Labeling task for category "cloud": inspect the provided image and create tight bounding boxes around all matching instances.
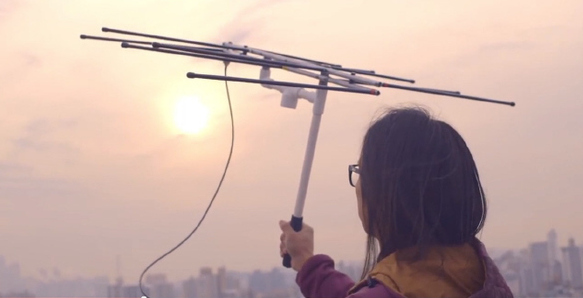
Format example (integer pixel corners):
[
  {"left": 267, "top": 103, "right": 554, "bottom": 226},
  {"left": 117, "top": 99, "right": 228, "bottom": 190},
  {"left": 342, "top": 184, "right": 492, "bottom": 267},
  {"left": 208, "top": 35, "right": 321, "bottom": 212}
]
[
  {"left": 215, "top": 20, "right": 259, "bottom": 45},
  {"left": 0, "top": 52, "right": 42, "bottom": 83},
  {"left": 215, "top": 0, "right": 296, "bottom": 44},
  {"left": 6, "top": 118, "right": 79, "bottom": 158},
  {"left": 0, "top": 162, "right": 32, "bottom": 177},
  {"left": 0, "top": 175, "right": 80, "bottom": 201},
  {"left": 224, "top": 28, "right": 253, "bottom": 45},
  {"left": 19, "top": 52, "right": 41, "bottom": 67}
]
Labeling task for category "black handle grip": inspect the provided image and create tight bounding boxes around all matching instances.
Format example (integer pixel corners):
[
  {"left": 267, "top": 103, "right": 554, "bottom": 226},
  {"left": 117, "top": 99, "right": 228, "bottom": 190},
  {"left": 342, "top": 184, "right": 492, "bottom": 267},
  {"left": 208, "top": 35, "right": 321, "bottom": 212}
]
[{"left": 282, "top": 215, "right": 303, "bottom": 268}]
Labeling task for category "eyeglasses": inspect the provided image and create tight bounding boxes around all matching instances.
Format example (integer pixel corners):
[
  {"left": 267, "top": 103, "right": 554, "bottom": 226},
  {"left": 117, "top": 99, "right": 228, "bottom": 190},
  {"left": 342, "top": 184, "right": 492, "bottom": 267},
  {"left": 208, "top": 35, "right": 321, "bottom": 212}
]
[{"left": 348, "top": 164, "right": 360, "bottom": 187}]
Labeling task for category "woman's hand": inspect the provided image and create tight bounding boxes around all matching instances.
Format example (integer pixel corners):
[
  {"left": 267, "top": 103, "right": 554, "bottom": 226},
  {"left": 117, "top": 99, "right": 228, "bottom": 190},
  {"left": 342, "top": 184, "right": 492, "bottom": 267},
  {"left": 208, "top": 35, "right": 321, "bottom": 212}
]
[{"left": 279, "top": 220, "right": 315, "bottom": 272}]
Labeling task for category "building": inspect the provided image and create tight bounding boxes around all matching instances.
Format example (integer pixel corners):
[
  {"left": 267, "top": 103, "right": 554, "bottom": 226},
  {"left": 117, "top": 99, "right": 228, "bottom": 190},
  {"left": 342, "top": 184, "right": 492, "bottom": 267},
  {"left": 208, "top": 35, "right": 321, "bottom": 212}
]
[
  {"left": 107, "top": 277, "right": 124, "bottom": 298},
  {"left": 548, "top": 230, "right": 559, "bottom": 264},
  {"left": 225, "top": 273, "right": 241, "bottom": 292},
  {"left": 561, "top": 238, "right": 583, "bottom": 289},
  {"left": 337, "top": 261, "right": 361, "bottom": 282},
  {"left": 122, "top": 285, "right": 142, "bottom": 298},
  {"left": 518, "top": 265, "right": 535, "bottom": 296},
  {"left": 144, "top": 273, "right": 175, "bottom": 298},
  {"left": 107, "top": 277, "right": 148, "bottom": 298},
  {"left": 182, "top": 277, "right": 197, "bottom": 298},
  {"left": 0, "top": 257, "right": 25, "bottom": 293},
  {"left": 547, "top": 229, "right": 563, "bottom": 284},
  {"left": 218, "top": 266, "right": 227, "bottom": 297},
  {"left": 152, "top": 283, "right": 175, "bottom": 298},
  {"left": 145, "top": 273, "right": 168, "bottom": 285},
  {"left": 0, "top": 291, "right": 35, "bottom": 297},
  {"left": 197, "top": 267, "right": 218, "bottom": 298},
  {"left": 221, "top": 288, "right": 242, "bottom": 298},
  {"left": 529, "top": 241, "right": 551, "bottom": 292}
]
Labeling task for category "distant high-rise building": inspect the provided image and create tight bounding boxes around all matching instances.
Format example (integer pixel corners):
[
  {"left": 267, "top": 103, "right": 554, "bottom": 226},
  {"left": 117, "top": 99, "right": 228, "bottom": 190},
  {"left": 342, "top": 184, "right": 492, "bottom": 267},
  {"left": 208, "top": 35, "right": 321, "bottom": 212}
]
[
  {"left": 517, "top": 249, "right": 536, "bottom": 297},
  {"left": 547, "top": 229, "right": 562, "bottom": 284},
  {"left": 182, "top": 277, "right": 197, "bottom": 298},
  {"left": 200, "top": 267, "right": 213, "bottom": 276},
  {"left": 337, "top": 261, "right": 361, "bottom": 282},
  {"left": 225, "top": 273, "right": 241, "bottom": 291},
  {"left": 107, "top": 277, "right": 146, "bottom": 298},
  {"left": 548, "top": 230, "right": 559, "bottom": 263},
  {"left": 107, "top": 277, "right": 123, "bottom": 298},
  {"left": 551, "top": 260, "right": 563, "bottom": 285},
  {"left": 221, "top": 288, "right": 242, "bottom": 298},
  {"left": 197, "top": 267, "right": 218, "bottom": 298},
  {"left": 145, "top": 273, "right": 168, "bottom": 285},
  {"left": 144, "top": 273, "right": 174, "bottom": 298},
  {"left": 218, "top": 266, "right": 227, "bottom": 298},
  {"left": 0, "top": 260, "right": 24, "bottom": 293},
  {"left": 561, "top": 238, "right": 583, "bottom": 289},
  {"left": 121, "top": 285, "right": 141, "bottom": 298},
  {"left": 529, "top": 241, "right": 551, "bottom": 292},
  {"left": 151, "top": 283, "right": 175, "bottom": 298}
]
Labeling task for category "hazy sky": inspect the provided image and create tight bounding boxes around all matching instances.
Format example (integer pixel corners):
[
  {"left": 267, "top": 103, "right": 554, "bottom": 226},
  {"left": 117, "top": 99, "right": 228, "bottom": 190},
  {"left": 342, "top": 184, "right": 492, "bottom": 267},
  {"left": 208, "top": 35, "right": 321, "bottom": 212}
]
[{"left": 1, "top": 0, "right": 582, "bottom": 283}]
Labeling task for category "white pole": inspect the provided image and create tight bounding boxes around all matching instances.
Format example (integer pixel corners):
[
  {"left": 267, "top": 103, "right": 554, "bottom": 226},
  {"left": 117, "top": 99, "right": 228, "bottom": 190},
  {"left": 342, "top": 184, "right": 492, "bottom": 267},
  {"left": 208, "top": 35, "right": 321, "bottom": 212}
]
[
  {"left": 293, "top": 77, "right": 328, "bottom": 217},
  {"left": 282, "top": 72, "right": 329, "bottom": 268}
]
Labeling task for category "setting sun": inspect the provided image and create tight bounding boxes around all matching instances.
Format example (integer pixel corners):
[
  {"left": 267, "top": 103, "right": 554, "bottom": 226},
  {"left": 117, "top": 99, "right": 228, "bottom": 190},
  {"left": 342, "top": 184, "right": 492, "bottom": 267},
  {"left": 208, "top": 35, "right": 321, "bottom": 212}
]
[{"left": 173, "top": 96, "right": 210, "bottom": 134}]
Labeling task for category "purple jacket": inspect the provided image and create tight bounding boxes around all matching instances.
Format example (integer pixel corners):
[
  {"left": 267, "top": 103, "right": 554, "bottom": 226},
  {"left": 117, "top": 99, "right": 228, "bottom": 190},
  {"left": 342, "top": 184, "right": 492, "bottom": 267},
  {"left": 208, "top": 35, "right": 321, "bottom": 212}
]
[{"left": 296, "top": 240, "right": 514, "bottom": 298}]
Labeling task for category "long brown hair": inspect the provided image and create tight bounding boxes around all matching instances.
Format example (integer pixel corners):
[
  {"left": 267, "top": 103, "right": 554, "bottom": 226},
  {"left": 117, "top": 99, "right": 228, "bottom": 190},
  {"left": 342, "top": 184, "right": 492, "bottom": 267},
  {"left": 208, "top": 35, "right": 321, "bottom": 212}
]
[{"left": 358, "top": 106, "right": 487, "bottom": 279}]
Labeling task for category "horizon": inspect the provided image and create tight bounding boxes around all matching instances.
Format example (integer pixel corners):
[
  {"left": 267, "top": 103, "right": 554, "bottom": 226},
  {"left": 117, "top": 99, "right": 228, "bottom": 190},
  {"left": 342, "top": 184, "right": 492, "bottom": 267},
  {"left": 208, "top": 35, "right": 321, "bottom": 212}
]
[{"left": 1, "top": 229, "right": 579, "bottom": 283}]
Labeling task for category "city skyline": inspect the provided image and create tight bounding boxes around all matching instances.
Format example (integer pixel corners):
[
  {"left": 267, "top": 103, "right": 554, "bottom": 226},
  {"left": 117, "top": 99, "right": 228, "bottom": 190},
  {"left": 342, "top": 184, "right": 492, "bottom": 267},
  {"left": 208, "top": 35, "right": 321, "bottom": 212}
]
[
  {"left": 0, "top": 229, "right": 583, "bottom": 298},
  {"left": 2, "top": 226, "right": 582, "bottom": 284},
  {"left": 1, "top": 0, "right": 582, "bottom": 284}
]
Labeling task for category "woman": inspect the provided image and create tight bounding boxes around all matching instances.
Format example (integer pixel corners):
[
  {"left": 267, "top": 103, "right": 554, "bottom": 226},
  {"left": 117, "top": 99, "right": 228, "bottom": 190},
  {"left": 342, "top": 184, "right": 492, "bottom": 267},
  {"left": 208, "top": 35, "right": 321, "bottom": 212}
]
[{"left": 279, "top": 107, "right": 513, "bottom": 298}]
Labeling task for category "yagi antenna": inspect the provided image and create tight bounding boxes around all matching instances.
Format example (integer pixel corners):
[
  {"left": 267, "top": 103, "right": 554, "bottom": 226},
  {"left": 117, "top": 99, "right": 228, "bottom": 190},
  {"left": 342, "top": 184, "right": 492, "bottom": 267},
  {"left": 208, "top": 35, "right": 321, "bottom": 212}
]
[
  {"left": 80, "top": 27, "right": 516, "bottom": 292},
  {"left": 81, "top": 28, "right": 514, "bottom": 106}
]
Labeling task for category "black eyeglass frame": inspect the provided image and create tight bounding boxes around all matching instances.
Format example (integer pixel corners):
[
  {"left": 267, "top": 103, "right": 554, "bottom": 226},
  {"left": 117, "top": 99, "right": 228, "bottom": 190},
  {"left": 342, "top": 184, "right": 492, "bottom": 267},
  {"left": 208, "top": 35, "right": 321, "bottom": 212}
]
[{"left": 348, "top": 164, "right": 360, "bottom": 187}]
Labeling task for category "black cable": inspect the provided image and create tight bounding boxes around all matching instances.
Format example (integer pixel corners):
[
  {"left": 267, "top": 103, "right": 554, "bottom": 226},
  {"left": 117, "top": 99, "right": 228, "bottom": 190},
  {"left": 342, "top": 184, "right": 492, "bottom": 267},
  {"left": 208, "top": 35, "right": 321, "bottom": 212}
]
[{"left": 139, "top": 62, "right": 235, "bottom": 297}]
